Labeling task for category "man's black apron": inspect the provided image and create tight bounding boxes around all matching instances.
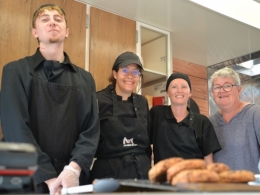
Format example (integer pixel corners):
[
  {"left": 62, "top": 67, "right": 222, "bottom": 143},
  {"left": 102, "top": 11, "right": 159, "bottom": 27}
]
[
  {"left": 29, "top": 60, "right": 79, "bottom": 192},
  {"left": 91, "top": 90, "right": 151, "bottom": 181},
  {"left": 154, "top": 111, "right": 203, "bottom": 164}
]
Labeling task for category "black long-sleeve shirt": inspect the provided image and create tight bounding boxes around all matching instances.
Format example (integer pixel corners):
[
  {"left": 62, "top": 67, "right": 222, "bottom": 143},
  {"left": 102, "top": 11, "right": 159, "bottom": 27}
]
[{"left": 0, "top": 48, "right": 100, "bottom": 184}]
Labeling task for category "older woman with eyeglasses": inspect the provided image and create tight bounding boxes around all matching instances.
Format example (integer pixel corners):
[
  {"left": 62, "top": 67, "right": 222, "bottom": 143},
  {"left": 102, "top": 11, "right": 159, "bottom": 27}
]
[
  {"left": 209, "top": 67, "right": 260, "bottom": 174},
  {"left": 90, "top": 52, "right": 151, "bottom": 181}
]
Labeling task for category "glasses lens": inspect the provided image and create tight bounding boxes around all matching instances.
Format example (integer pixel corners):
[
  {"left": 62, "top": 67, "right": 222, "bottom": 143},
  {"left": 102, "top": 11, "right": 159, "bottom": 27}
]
[
  {"left": 132, "top": 70, "right": 140, "bottom": 77},
  {"left": 223, "top": 83, "right": 232, "bottom": 92},
  {"left": 121, "top": 68, "right": 129, "bottom": 75},
  {"left": 212, "top": 85, "right": 221, "bottom": 92}
]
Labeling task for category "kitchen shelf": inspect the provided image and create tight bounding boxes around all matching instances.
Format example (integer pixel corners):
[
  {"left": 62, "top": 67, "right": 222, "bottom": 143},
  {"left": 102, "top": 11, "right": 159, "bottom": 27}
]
[{"left": 142, "top": 68, "right": 166, "bottom": 84}]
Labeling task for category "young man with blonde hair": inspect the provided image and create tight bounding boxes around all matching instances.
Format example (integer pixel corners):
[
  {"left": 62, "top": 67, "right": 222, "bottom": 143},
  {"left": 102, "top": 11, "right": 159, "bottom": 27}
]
[{"left": 1, "top": 4, "right": 100, "bottom": 194}]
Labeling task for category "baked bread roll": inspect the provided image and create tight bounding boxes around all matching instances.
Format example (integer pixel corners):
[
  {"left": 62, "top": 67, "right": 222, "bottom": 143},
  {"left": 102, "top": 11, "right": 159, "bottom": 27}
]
[
  {"left": 167, "top": 159, "right": 206, "bottom": 182},
  {"left": 207, "top": 163, "right": 230, "bottom": 173},
  {"left": 171, "top": 169, "right": 219, "bottom": 185},
  {"left": 148, "top": 157, "right": 183, "bottom": 182},
  {"left": 218, "top": 170, "right": 255, "bottom": 183}
]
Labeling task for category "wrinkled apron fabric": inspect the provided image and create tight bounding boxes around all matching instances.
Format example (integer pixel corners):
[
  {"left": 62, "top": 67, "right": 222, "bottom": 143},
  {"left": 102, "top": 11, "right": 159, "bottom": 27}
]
[
  {"left": 91, "top": 90, "right": 150, "bottom": 181},
  {"left": 29, "top": 60, "right": 79, "bottom": 192}
]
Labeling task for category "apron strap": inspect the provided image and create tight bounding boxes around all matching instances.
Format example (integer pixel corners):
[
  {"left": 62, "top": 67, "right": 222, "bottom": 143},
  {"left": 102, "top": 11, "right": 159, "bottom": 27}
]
[{"left": 112, "top": 89, "right": 119, "bottom": 117}]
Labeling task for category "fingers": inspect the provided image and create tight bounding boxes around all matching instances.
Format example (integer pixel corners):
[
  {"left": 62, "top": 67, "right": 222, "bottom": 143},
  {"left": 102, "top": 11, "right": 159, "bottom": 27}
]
[
  {"left": 49, "top": 179, "right": 61, "bottom": 195},
  {"left": 54, "top": 186, "right": 62, "bottom": 195}
]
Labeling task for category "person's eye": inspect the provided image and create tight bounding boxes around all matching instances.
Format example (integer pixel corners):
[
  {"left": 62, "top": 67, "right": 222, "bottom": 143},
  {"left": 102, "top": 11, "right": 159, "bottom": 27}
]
[
  {"left": 132, "top": 70, "right": 140, "bottom": 76},
  {"left": 122, "top": 69, "right": 129, "bottom": 74},
  {"left": 55, "top": 18, "right": 62, "bottom": 22},
  {"left": 55, "top": 17, "right": 63, "bottom": 22},
  {"left": 213, "top": 86, "right": 220, "bottom": 90},
  {"left": 172, "top": 86, "right": 177, "bottom": 89},
  {"left": 182, "top": 85, "right": 188, "bottom": 89},
  {"left": 224, "top": 84, "right": 232, "bottom": 88},
  {"left": 41, "top": 18, "right": 48, "bottom": 22}
]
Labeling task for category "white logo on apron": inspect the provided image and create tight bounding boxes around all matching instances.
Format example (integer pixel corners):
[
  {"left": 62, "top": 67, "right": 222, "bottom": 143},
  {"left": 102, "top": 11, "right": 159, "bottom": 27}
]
[{"left": 123, "top": 137, "right": 137, "bottom": 147}]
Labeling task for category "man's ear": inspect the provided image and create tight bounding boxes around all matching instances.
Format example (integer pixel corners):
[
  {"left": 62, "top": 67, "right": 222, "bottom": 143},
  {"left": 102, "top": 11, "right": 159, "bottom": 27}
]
[
  {"left": 65, "top": 28, "right": 69, "bottom": 38},
  {"left": 32, "top": 28, "right": 38, "bottom": 39}
]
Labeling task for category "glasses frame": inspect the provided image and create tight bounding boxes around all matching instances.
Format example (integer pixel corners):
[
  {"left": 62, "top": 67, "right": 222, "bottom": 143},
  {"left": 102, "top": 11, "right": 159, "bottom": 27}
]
[
  {"left": 211, "top": 83, "right": 237, "bottom": 92},
  {"left": 120, "top": 68, "right": 141, "bottom": 78}
]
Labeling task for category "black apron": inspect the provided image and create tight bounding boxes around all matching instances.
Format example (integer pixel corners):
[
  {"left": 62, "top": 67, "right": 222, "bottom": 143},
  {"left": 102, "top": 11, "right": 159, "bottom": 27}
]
[
  {"left": 91, "top": 90, "right": 151, "bottom": 181},
  {"left": 29, "top": 60, "right": 79, "bottom": 192},
  {"left": 154, "top": 111, "right": 203, "bottom": 164}
]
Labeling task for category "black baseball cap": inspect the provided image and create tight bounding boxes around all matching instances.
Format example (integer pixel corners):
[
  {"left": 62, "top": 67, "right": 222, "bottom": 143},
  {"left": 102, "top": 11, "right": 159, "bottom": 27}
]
[{"left": 112, "top": 52, "right": 143, "bottom": 70}]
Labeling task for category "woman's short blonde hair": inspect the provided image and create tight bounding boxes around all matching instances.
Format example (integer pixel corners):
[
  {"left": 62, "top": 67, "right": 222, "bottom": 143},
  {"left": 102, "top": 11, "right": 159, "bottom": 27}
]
[{"left": 210, "top": 67, "right": 241, "bottom": 87}]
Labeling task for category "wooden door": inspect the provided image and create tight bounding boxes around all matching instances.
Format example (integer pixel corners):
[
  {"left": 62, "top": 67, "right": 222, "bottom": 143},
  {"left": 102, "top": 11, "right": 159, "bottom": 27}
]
[
  {"left": 89, "top": 7, "right": 136, "bottom": 91},
  {"left": 0, "top": 0, "right": 86, "bottom": 139}
]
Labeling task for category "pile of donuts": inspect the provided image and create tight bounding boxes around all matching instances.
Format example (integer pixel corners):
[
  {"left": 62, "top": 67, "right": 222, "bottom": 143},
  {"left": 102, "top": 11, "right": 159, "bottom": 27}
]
[{"left": 148, "top": 157, "right": 255, "bottom": 185}]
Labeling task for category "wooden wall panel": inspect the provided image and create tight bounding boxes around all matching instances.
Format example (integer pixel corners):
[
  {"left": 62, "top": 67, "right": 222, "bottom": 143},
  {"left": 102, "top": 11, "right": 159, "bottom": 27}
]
[
  {"left": 0, "top": 0, "right": 31, "bottom": 87},
  {"left": 189, "top": 76, "right": 208, "bottom": 101},
  {"left": 89, "top": 7, "right": 136, "bottom": 91},
  {"left": 0, "top": 0, "right": 86, "bottom": 139},
  {"left": 173, "top": 58, "right": 207, "bottom": 79},
  {"left": 192, "top": 98, "right": 209, "bottom": 117},
  {"left": 173, "top": 58, "right": 209, "bottom": 116}
]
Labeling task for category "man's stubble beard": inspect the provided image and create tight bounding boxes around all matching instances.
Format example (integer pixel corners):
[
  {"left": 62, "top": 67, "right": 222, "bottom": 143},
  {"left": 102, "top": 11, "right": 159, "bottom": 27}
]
[{"left": 49, "top": 37, "right": 59, "bottom": 43}]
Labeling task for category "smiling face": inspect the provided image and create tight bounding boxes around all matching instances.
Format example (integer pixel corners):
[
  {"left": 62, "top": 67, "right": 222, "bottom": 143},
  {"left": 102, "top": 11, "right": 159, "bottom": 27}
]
[
  {"left": 113, "top": 64, "right": 141, "bottom": 97},
  {"left": 167, "top": 78, "right": 191, "bottom": 106},
  {"left": 32, "top": 9, "right": 69, "bottom": 44},
  {"left": 211, "top": 76, "right": 242, "bottom": 111}
]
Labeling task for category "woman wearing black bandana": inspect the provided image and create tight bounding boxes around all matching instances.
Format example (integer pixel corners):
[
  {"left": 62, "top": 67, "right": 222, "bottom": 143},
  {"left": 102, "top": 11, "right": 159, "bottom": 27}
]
[{"left": 150, "top": 73, "right": 221, "bottom": 165}]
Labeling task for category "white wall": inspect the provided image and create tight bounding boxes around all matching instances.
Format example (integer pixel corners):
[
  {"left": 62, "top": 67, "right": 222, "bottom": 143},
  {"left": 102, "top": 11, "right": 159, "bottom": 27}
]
[{"left": 142, "top": 36, "right": 166, "bottom": 74}]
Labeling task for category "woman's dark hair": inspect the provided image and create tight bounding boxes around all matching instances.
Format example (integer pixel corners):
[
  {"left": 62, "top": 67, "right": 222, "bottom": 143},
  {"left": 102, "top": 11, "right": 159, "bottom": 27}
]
[{"left": 108, "top": 66, "right": 144, "bottom": 91}]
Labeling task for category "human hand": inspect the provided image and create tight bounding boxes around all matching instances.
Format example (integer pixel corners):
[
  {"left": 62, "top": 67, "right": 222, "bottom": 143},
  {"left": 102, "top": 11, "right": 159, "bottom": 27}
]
[
  {"left": 45, "top": 178, "right": 57, "bottom": 190},
  {"left": 49, "top": 165, "right": 80, "bottom": 195}
]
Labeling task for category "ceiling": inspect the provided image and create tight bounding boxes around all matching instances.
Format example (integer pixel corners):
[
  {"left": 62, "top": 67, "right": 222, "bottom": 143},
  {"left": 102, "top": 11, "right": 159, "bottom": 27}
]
[{"left": 77, "top": 0, "right": 260, "bottom": 67}]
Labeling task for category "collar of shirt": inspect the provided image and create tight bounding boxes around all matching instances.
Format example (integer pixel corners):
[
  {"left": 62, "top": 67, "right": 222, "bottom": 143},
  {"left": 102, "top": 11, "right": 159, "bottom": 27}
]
[
  {"left": 165, "top": 106, "right": 191, "bottom": 126},
  {"left": 108, "top": 84, "right": 133, "bottom": 102},
  {"left": 32, "top": 48, "right": 77, "bottom": 72}
]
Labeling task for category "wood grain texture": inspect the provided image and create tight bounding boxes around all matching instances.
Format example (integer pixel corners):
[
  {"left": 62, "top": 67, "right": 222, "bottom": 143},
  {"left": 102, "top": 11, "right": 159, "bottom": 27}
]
[
  {"left": 173, "top": 58, "right": 207, "bottom": 79},
  {"left": 189, "top": 76, "right": 208, "bottom": 101},
  {"left": 89, "top": 7, "right": 136, "bottom": 91},
  {"left": 0, "top": 0, "right": 31, "bottom": 87},
  {"left": 192, "top": 98, "right": 209, "bottom": 117}
]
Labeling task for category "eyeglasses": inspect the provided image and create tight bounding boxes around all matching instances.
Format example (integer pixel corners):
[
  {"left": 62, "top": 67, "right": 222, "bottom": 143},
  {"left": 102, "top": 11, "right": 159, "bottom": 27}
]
[
  {"left": 120, "top": 68, "right": 141, "bottom": 78},
  {"left": 211, "top": 83, "right": 237, "bottom": 92}
]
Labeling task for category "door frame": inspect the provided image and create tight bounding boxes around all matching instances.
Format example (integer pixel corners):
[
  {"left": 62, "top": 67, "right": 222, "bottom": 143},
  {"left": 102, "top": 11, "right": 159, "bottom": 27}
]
[{"left": 136, "top": 21, "right": 172, "bottom": 105}]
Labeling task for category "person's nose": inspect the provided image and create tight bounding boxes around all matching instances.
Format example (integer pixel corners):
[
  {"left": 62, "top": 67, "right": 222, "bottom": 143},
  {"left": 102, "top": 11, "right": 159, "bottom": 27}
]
[
  {"left": 176, "top": 86, "right": 182, "bottom": 92},
  {"left": 49, "top": 18, "right": 57, "bottom": 27},
  {"left": 126, "top": 71, "right": 134, "bottom": 78},
  {"left": 219, "top": 86, "right": 225, "bottom": 92}
]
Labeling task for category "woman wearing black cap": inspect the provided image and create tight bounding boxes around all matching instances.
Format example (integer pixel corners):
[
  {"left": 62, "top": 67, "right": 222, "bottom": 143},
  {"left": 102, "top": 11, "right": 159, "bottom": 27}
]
[
  {"left": 150, "top": 73, "right": 221, "bottom": 165},
  {"left": 90, "top": 52, "right": 151, "bottom": 181}
]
